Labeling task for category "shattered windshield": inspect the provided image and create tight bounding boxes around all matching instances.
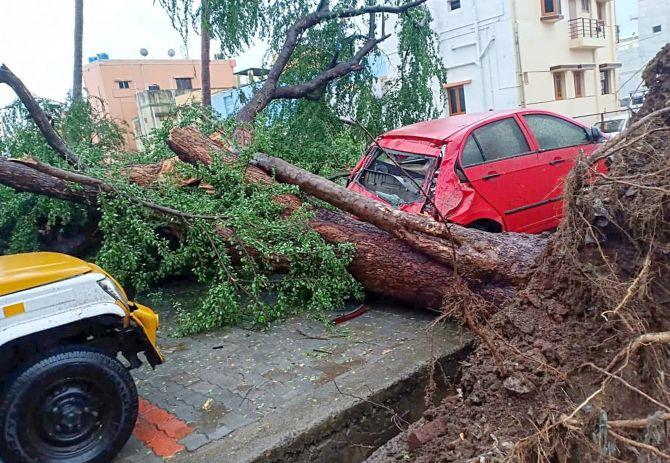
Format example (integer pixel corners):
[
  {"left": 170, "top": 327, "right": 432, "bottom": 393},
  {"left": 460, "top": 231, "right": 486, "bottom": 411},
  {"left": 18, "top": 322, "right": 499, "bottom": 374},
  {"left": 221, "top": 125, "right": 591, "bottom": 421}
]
[{"left": 357, "top": 148, "right": 435, "bottom": 206}]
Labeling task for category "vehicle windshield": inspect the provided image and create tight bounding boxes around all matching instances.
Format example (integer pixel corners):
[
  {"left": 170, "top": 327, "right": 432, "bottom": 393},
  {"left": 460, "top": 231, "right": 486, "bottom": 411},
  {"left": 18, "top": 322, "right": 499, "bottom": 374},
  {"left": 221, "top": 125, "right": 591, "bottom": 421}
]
[
  {"left": 595, "top": 119, "right": 626, "bottom": 134},
  {"left": 356, "top": 148, "right": 435, "bottom": 206}
]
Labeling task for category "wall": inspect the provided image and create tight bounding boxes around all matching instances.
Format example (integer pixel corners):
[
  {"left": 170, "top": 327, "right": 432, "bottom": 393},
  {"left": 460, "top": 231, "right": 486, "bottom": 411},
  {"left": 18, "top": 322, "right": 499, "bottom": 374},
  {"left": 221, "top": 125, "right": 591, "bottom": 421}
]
[
  {"left": 83, "top": 59, "right": 236, "bottom": 150},
  {"left": 379, "top": 0, "right": 520, "bottom": 117},
  {"left": 513, "top": 0, "right": 620, "bottom": 125},
  {"left": 618, "top": 0, "right": 670, "bottom": 104}
]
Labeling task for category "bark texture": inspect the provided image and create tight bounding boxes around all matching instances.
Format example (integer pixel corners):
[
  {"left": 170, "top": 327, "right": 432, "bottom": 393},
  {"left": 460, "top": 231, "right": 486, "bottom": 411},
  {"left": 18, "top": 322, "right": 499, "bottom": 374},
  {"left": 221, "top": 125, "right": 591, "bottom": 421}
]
[
  {"left": 167, "top": 127, "right": 548, "bottom": 306},
  {"left": 200, "top": 0, "right": 212, "bottom": 108},
  {"left": 72, "top": 0, "right": 84, "bottom": 101}
]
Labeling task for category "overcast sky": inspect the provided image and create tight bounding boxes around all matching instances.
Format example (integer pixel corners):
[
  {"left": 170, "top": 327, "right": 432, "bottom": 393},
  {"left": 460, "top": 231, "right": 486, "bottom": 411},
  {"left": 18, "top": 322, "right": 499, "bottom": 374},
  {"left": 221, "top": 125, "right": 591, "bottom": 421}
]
[{"left": 0, "top": 0, "right": 639, "bottom": 108}]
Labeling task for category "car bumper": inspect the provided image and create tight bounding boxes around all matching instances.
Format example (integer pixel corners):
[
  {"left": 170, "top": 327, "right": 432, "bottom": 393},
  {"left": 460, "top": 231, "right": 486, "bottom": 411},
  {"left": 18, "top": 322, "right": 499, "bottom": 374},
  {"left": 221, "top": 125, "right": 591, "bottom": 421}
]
[{"left": 129, "top": 302, "right": 164, "bottom": 366}]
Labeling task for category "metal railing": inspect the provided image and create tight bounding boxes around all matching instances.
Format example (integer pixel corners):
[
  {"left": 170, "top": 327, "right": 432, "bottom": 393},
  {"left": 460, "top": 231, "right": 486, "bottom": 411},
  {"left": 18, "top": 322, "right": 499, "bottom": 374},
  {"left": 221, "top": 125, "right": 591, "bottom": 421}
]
[{"left": 569, "top": 18, "right": 606, "bottom": 39}]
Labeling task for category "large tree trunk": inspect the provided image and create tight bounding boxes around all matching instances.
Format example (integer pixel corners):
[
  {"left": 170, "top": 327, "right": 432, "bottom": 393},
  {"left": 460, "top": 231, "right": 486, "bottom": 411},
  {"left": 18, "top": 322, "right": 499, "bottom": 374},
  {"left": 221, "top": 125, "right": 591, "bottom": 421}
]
[
  {"left": 72, "top": 0, "right": 84, "bottom": 101},
  {"left": 167, "top": 127, "right": 548, "bottom": 306}
]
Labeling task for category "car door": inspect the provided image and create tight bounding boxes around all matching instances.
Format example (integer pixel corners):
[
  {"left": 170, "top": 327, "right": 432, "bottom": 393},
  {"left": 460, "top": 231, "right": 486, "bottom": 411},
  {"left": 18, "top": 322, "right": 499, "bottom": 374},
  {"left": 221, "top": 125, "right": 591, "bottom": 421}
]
[
  {"left": 461, "top": 117, "right": 547, "bottom": 233},
  {"left": 522, "top": 114, "right": 595, "bottom": 229}
]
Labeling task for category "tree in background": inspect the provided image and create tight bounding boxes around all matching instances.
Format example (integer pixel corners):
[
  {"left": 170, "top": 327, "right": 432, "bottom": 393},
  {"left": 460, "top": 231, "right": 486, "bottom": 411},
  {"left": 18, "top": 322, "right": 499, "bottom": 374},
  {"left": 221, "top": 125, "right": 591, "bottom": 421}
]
[
  {"left": 200, "top": 0, "right": 211, "bottom": 107},
  {"left": 72, "top": 0, "right": 84, "bottom": 101},
  {"left": 156, "top": 0, "right": 263, "bottom": 107}
]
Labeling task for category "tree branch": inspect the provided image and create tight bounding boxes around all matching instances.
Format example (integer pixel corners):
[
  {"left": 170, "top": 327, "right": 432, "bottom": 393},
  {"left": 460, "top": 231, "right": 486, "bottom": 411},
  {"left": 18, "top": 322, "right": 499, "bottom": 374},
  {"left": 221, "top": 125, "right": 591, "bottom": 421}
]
[
  {"left": 273, "top": 34, "right": 390, "bottom": 101},
  {"left": 0, "top": 64, "right": 82, "bottom": 166},
  {"left": 235, "top": 0, "right": 428, "bottom": 124}
]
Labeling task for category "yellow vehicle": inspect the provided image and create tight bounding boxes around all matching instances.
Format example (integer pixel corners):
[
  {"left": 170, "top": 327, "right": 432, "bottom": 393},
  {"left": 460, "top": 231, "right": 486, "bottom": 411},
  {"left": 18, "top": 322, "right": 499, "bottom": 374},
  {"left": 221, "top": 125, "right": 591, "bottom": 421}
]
[{"left": 0, "top": 252, "right": 162, "bottom": 463}]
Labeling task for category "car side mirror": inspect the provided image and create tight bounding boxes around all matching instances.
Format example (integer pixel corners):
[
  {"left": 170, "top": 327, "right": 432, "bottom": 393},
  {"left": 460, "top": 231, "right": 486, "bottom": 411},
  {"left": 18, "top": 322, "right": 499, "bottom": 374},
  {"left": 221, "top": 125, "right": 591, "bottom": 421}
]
[{"left": 590, "top": 126, "right": 604, "bottom": 143}]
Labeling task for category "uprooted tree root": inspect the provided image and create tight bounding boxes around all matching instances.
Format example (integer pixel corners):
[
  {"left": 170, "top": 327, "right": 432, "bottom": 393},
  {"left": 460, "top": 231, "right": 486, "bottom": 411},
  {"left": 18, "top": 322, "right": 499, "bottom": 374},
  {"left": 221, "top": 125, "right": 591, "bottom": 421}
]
[{"left": 400, "top": 44, "right": 670, "bottom": 463}]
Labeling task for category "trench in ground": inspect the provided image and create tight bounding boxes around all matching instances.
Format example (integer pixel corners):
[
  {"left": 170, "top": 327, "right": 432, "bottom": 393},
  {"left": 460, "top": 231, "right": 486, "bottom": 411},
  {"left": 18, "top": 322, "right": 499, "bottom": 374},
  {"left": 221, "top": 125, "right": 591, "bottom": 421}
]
[{"left": 252, "top": 344, "right": 472, "bottom": 463}]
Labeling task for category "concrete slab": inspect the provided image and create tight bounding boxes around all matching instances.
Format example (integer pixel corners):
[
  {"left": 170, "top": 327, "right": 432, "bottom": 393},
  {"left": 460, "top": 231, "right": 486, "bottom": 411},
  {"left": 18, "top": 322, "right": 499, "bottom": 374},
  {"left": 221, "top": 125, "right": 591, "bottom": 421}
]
[{"left": 115, "top": 303, "right": 471, "bottom": 463}]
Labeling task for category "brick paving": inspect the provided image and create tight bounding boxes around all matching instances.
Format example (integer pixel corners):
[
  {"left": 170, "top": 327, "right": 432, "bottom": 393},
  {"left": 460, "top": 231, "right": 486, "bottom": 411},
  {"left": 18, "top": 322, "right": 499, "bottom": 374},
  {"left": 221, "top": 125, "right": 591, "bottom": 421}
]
[{"left": 114, "top": 303, "right": 458, "bottom": 462}]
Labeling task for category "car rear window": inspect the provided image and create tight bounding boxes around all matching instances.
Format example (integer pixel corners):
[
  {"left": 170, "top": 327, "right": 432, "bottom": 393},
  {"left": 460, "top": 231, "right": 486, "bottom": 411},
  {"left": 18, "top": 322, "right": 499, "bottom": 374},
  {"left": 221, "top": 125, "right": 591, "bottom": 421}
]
[
  {"left": 462, "top": 118, "right": 530, "bottom": 165},
  {"left": 524, "top": 114, "right": 590, "bottom": 150},
  {"left": 357, "top": 149, "right": 435, "bottom": 206},
  {"left": 461, "top": 136, "right": 485, "bottom": 167}
]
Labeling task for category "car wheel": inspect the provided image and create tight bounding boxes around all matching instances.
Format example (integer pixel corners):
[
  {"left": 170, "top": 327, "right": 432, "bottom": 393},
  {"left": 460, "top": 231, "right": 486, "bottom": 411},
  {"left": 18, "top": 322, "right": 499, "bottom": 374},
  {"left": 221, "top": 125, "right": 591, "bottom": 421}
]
[
  {"left": 467, "top": 220, "right": 502, "bottom": 233},
  {"left": 0, "top": 348, "right": 138, "bottom": 463}
]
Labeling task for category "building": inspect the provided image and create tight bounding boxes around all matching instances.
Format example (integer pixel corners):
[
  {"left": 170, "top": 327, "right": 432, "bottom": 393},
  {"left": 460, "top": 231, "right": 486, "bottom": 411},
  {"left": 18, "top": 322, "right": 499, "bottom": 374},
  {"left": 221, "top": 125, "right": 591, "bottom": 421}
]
[
  {"left": 381, "top": 0, "right": 621, "bottom": 125},
  {"left": 83, "top": 57, "right": 237, "bottom": 149},
  {"left": 618, "top": 0, "right": 670, "bottom": 107}
]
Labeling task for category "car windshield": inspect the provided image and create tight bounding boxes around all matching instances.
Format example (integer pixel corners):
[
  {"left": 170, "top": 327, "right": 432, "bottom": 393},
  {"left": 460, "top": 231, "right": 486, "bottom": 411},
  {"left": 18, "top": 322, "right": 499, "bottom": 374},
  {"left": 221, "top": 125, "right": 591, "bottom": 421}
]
[
  {"left": 357, "top": 148, "right": 435, "bottom": 207},
  {"left": 595, "top": 119, "right": 626, "bottom": 134}
]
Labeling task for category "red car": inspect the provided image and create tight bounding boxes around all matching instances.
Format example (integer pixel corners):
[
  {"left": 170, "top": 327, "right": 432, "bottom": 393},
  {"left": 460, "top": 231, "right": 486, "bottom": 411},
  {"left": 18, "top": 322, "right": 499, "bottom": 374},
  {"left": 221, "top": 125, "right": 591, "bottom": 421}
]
[{"left": 348, "top": 109, "right": 604, "bottom": 234}]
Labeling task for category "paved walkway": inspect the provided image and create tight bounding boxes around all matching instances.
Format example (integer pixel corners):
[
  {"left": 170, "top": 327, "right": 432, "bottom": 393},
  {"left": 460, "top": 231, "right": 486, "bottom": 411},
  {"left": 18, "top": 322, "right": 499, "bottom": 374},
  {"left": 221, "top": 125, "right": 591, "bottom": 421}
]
[{"left": 115, "top": 301, "right": 466, "bottom": 462}]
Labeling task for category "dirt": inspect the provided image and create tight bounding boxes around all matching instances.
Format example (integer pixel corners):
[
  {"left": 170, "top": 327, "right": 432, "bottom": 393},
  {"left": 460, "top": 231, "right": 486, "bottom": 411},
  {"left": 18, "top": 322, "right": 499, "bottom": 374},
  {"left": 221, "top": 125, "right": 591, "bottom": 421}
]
[{"left": 383, "top": 44, "right": 670, "bottom": 462}]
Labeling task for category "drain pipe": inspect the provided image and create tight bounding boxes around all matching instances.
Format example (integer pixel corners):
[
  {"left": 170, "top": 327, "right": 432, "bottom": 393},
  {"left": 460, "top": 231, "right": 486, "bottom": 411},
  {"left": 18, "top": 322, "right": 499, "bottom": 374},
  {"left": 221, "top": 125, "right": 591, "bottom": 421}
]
[{"left": 510, "top": 0, "right": 527, "bottom": 108}]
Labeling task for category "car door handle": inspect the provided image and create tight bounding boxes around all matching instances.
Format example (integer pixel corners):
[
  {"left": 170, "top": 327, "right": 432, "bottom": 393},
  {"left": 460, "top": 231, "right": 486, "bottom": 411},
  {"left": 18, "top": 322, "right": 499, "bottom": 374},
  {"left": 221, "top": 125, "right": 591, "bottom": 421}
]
[
  {"left": 549, "top": 158, "right": 566, "bottom": 166},
  {"left": 482, "top": 172, "right": 500, "bottom": 181}
]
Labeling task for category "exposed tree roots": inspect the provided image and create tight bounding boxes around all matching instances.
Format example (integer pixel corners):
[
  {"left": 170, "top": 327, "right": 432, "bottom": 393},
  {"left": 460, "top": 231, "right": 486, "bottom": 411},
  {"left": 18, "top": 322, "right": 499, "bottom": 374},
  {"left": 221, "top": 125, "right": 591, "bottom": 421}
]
[{"left": 379, "top": 43, "right": 670, "bottom": 463}]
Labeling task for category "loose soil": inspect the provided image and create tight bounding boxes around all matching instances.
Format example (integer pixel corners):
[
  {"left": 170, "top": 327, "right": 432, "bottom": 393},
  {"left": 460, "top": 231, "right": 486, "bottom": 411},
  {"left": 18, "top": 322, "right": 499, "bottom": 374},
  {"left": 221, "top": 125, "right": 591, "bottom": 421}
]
[{"left": 385, "top": 44, "right": 670, "bottom": 462}]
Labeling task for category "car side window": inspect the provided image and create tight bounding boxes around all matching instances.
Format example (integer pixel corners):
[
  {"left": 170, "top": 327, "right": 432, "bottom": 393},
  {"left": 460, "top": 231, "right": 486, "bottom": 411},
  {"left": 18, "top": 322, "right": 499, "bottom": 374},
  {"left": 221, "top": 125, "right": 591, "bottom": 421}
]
[
  {"left": 470, "top": 118, "right": 530, "bottom": 162},
  {"left": 461, "top": 135, "right": 485, "bottom": 167},
  {"left": 523, "top": 114, "right": 590, "bottom": 150}
]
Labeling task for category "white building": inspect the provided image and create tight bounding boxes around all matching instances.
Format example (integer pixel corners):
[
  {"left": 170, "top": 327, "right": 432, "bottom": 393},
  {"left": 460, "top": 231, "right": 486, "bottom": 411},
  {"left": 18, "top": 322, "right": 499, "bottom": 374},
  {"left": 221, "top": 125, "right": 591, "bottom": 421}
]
[
  {"left": 618, "top": 0, "right": 670, "bottom": 107},
  {"left": 382, "top": 0, "right": 621, "bottom": 125}
]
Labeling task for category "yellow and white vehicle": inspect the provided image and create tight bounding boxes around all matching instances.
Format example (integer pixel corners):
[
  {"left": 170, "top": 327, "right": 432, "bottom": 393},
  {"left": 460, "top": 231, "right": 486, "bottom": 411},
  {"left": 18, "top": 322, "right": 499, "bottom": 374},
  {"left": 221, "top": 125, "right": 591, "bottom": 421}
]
[{"left": 0, "top": 252, "right": 162, "bottom": 463}]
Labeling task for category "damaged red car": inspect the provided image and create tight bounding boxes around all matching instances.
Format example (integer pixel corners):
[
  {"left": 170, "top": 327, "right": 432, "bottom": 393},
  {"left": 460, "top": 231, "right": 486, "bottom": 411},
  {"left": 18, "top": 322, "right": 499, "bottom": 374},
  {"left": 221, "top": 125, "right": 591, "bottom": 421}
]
[{"left": 348, "top": 109, "right": 604, "bottom": 234}]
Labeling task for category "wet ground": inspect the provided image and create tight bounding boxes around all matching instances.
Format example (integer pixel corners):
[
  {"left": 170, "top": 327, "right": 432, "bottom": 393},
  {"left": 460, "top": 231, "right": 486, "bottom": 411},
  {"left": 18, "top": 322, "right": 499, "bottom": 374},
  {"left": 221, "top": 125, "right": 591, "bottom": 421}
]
[{"left": 115, "top": 285, "right": 469, "bottom": 462}]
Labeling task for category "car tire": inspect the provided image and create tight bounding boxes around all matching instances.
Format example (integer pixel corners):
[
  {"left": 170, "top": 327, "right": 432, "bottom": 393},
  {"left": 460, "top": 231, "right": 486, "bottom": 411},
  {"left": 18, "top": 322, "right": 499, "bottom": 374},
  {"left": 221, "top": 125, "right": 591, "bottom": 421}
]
[{"left": 0, "top": 347, "right": 138, "bottom": 463}]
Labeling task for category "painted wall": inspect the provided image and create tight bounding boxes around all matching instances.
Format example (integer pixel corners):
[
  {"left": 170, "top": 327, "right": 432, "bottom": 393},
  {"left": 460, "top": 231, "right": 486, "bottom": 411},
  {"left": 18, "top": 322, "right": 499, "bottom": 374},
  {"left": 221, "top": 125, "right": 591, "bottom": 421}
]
[
  {"left": 618, "top": 0, "right": 670, "bottom": 105},
  {"left": 83, "top": 59, "right": 236, "bottom": 150},
  {"left": 513, "top": 0, "right": 620, "bottom": 125},
  {"left": 381, "top": 0, "right": 620, "bottom": 126}
]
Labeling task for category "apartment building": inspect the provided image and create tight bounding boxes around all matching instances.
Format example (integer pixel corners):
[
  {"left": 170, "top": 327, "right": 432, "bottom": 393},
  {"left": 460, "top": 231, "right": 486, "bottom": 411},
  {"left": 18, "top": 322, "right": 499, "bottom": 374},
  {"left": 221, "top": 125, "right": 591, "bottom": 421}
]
[
  {"left": 618, "top": 0, "right": 670, "bottom": 106},
  {"left": 382, "top": 0, "right": 620, "bottom": 125},
  {"left": 83, "top": 57, "right": 237, "bottom": 150}
]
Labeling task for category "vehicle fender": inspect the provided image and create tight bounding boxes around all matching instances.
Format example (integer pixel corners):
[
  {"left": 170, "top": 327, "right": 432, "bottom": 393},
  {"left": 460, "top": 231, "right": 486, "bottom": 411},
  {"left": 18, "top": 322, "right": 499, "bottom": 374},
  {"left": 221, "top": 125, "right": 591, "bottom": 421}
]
[
  {"left": 129, "top": 302, "right": 163, "bottom": 365},
  {"left": 446, "top": 187, "right": 505, "bottom": 229},
  {"left": 0, "top": 302, "right": 126, "bottom": 349}
]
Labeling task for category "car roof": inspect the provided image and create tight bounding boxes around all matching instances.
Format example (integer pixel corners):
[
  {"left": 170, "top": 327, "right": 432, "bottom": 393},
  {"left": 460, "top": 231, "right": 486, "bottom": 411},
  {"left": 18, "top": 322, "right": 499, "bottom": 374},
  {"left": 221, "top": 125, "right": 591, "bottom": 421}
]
[{"left": 380, "top": 110, "right": 524, "bottom": 143}]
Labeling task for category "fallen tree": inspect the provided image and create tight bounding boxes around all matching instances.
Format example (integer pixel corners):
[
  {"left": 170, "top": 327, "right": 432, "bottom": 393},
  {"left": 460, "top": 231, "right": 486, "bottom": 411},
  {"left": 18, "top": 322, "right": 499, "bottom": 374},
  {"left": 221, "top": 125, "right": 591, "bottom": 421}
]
[{"left": 1, "top": 4, "right": 669, "bottom": 459}]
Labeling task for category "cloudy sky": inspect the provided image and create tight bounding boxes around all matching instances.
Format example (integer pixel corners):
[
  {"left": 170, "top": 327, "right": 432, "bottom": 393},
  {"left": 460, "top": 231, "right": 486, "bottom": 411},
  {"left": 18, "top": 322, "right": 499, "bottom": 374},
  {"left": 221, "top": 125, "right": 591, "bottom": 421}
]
[{"left": 0, "top": 0, "right": 639, "bottom": 107}]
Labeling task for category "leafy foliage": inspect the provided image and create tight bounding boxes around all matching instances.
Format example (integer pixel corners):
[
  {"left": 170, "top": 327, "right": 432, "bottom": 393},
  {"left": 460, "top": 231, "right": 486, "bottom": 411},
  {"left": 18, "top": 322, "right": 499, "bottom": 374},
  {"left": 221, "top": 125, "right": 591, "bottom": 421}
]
[
  {"left": 155, "top": 0, "right": 263, "bottom": 57},
  {"left": 0, "top": 99, "right": 120, "bottom": 253},
  {"left": 0, "top": 0, "right": 446, "bottom": 335}
]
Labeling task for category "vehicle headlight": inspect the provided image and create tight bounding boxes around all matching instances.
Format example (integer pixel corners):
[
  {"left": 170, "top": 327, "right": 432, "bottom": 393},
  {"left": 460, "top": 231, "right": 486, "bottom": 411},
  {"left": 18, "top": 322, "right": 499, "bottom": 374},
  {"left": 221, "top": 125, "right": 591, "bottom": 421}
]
[{"left": 98, "top": 277, "right": 129, "bottom": 308}]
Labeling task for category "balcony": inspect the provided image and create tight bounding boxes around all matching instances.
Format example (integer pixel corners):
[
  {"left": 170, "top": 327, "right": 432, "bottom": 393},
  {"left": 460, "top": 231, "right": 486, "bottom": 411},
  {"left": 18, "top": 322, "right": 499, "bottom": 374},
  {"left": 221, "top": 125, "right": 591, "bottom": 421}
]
[{"left": 569, "top": 18, "right": 607, "bottom": 49}]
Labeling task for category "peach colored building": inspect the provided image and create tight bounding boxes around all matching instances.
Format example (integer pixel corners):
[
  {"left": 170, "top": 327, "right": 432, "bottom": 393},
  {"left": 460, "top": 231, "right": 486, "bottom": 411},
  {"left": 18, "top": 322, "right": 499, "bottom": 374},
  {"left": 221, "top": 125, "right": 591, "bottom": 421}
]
[{"left": 83, "top": 59, "right": 237, "bottom": 150}]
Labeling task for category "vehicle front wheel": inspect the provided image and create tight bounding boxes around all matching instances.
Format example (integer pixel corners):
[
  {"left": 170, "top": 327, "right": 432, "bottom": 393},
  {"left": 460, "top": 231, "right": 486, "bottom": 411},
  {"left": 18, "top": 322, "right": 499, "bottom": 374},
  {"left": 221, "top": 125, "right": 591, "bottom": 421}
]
[{"left": 0, "top": 348, "right": 138, "bottom": 463}]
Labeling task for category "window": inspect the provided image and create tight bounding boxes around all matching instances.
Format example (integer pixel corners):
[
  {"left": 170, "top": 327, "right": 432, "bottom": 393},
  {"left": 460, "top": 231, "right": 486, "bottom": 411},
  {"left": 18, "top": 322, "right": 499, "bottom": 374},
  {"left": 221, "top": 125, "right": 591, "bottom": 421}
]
[
  {"left": 581, "top": 0, "right": 590, "bottom": 13},
  {"left": 117, "top": 80, "right": 131, "bottom": 89},
  {"left": 553, "top": 72, "right": 565, "bottom": 100},
  {"left": 524, "top": 115, "right": 589, "bottom": 150},
  {"left": 597, "top": 3, "right": 605, "bottom": 20},
  {"left": 601, "top": 69, "right": 614, "bottom": 94},
  {"left": 448, "top": 85, "right": 466, "bottom": 115},
  {"left": 542, "top": 0, "right": 560, "bottom": 15},
  {"left": 148, "top": 84, "right": 160, "bottom": 91},
  {"left": 448, "top": 0, "right": 461, "bottom": 10},
  {"left": 466, "top": 118, "right": 530, "bottom": 163},
  {"left": 461, "top": 136, "right": 486, "bottom": 167},
  {"left": 653, "top": 25, "right": 662, "bottom": 33},
  {"left": 175, "top": 77, "right": 193, "bottom": 90},
  {"left": 573, "top": 71, "right": 584, "bottom": 98}
]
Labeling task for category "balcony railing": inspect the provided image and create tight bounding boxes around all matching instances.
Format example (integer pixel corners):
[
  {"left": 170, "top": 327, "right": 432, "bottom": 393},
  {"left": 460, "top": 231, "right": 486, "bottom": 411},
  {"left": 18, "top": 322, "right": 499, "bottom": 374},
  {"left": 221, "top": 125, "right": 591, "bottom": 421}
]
[{"left": 569, "top": 18, "right": 606, "bottom": 39}]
